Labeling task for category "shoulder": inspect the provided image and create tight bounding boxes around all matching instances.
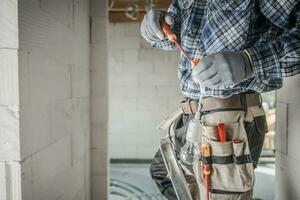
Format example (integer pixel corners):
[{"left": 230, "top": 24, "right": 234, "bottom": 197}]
[{"left": 259, "top": 0, "right": 300, "bottom": 29}]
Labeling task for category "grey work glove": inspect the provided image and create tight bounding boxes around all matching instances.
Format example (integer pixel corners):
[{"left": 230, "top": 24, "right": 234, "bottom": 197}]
[
  {"left": 140, "top": 9, "right": 174, "bottom": 42},
  {"left": 192, "top": 51, "right": 254, "bottom": 89}
]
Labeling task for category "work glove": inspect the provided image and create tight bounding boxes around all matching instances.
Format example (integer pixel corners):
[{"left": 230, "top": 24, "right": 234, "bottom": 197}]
[
  {"left": 140, "top": 9, "right": 174, "bottom": 42},
  {"left": 192, "top": 51, "right": 254, "bottom": 90}
]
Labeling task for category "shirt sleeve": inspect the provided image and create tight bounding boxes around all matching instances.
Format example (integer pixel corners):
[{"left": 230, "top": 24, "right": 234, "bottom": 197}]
[
  {"left": 151, "top": 0, "right": 182, "bottom": 50},
  {"left": 246, "top": 1, "right": 300, "bottom": 83}
]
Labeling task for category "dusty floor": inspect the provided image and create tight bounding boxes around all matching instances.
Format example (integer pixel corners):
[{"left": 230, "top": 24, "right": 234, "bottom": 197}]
[{"left": 110, "top": 163, "right": 275, "bottom": 200}]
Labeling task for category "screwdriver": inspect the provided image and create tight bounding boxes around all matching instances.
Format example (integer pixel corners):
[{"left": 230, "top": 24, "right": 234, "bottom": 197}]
[
  {"left": 201, "top": 142, "right": 211, "bottom": 200},
  {"left": 160, "top": 21, "right": 200, "bottom": 69}
]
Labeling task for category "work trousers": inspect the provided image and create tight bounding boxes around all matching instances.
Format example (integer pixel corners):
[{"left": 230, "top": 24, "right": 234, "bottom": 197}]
[{"left": 150, "top": 107, "right": 266, "bottom": 199}]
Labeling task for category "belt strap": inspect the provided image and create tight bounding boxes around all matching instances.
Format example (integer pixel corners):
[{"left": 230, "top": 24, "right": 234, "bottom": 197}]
[{"left": 181, "top": 93, "right": 261, "bottom": 114}]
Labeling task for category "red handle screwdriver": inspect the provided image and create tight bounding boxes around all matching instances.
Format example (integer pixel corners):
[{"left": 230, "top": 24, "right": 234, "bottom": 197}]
[{"left": 160, "top": 21, "right": 200, "bottom": 69}]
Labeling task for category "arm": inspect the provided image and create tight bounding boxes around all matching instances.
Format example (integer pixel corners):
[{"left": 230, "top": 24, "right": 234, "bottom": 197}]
[
  {"left": 151, "top": 0, "right": 182, "bottom": 50},
  {"left": 246, "top": 1, "right": 300, "bottom": 83}
]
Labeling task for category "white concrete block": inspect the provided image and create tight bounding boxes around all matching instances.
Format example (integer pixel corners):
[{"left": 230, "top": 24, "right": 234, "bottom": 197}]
[
  {"left": 21, "top": 157, "right": 33, "bottom": 200},
  {"left": 0, "top": 161, "right": 22, "bottom": 200},
  {"left": 91, "top": 123, "right": 107, "bottom": 149},
  {"left": 71, "top": 66, "right": 90, "bottom": 98},
  {"left": 286, "top": 104, "right": 300, "bottom": 159},
  {"left": 0, "top": 163, "right": 6, "bottom": 199},
  {"left": 91, "top": 17, "right": 108, "bottom": 45},
  {"left": 137, "top": 73, "right": 170, "bottom": 86},
  {"left": 31, "top": 136, "right": 71, "bottom": 184},
  {"left": 277, "top": 74, "right": 300, "bottom": 104},
  {"left": 123, "top": 23, "right": 140, "bottom": 37},
  {"left": 123, "top": 49, "right": 138, "bottom": 62},
  {"left": 109, "top": 37, "right": 140, "bottom": 49},
  {"left": 40, "top": 0, "right": 74, "bottom": 30},
  {"left": 92, "top": 175, "right": 108, "bottom": 200},
  {"left": 0, "top": 106, "right": 20, "bottom": 161},
  {"left": 91, "top": 97, "right": 108, "bottom": 124},
  {"left": 90, "top": 44, "right": 108, "bottom": 70},
  {"left": 0, "top": 49, "right": 19, "bottom": 106},
  {"left": 0, "top": 0, "right": 18, "bottom": 48},
  {"left": 20, "top": 103, "right": 51, "bottom": 159},
  {"left": 20, "top": 52, "right": 71, "bottom": 105},
  {"left": 91, "top": 69, "right": 108, "bottom": 98},
  {"left": 90, "top": 0, "right": 108, "bottom": 17},
  {"left": 91, "top": 149, "right": 107, "bottom": 176},
  {"left": 138, "top": 49, "right": 168, "bottom": 62}
]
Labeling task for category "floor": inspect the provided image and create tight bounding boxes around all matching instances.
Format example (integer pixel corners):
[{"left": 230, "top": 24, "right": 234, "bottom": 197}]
[{"left": 110, "top": 163, "right": 275, "bottom": 200}]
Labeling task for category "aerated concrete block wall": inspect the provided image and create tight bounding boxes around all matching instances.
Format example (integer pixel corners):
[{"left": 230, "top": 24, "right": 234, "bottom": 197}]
[
  {"left": 275, "top": 75, "right": 300, "bottom": 200},
  {"left": 108, "top": 23, "right": 182, "bottom": 159},
  {"left": 90, "top": 0, "right": 109, "bottom": 199},
  {"left": 19, "top": 0, "right": 91, "bottom": 199},
  {"left": 0, "top": 0, "right": 21, "bottom": 199}
]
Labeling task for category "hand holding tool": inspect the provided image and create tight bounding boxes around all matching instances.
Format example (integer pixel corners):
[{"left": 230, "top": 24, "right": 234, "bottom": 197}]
[
  {"left": 192, "top": 51, "right": 253, "bottom": 89},
  {"left": 140, "top": 10, "right": 174, "bottom": 42}
]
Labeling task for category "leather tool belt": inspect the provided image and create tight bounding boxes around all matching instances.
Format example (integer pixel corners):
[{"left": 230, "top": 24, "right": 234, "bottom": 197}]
[{"left": 181, "top": 92, "right": 262, "bottom": 114}]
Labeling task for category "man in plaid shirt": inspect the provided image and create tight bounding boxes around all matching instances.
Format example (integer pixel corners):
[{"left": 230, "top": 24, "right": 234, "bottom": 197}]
[{"left": 141, "top": 0, "right": 300, "bottom": 199}]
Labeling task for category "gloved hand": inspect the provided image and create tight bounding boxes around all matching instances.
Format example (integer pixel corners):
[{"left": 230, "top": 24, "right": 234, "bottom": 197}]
[
  {"left": 140, "top": 9, "right": 174, "bottom": 42},
  {"left": 192, "top": 51, "right": 254, "bottom": 89}
]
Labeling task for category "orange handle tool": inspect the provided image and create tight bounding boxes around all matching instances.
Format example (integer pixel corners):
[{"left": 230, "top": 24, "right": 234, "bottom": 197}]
[
  {"left": 217, "top": 123, "right": 226, "bottom": 143},
  {"left": 160, "top": 21, "right": 193, "bottom": 63},
  {"left": 201, "top": 143, "right": 211, "bottom": 200},
  {"left": 161, "top": 21, "right": 177, "bottom": 42}
]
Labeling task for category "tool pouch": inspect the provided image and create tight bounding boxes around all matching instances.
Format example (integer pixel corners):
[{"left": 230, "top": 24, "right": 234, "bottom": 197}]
[{"left": 196, "top": 110, "right": 260, "bottom": 200}]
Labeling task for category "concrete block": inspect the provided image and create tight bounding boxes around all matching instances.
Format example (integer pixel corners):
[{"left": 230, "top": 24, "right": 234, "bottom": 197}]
[
  {"left": 123, "top": 23, "right": 140, "bottom": 37},
  {"left": 40, "top": 0, "right": 74, "bottom": 30},
  {"left": 92, "top": 175, "right": 108, "bottom": 200},
  {"left": 0, "top": 106, "right": 20, "bottom": 161},
  {"left": 91, "top": 123, "right": 107, "bottom": 149},
  {"left": 275, "top": 103, "right": 288, "bottom": 155},
  {"left": 110, "top": 70, "right": 138, "bottom": 86},
  {"left": 91, "top": 97, "right": 108, "bottom": 124},
  {"left": 0, "top": 49, "right": 19, "bottom": 106},
  {"left": 124, "top": 49, "right": 138, "bottom": 62},
  {"left": 20, "top": 52, "right": 71, "bottom": 105},
  {"left": 91, "top": 149, "right": 107, "bottom": 176},
  {"left": 31, "top": 136, "right": 71, "bottom": 184},
  {"left": 91, "top": 69, "right": 108, "bottom": 97},
  {"left": 91, "top": 17, "right": 108, "bottom": 45},
  {"left": 21, "top": 157, "right": 33, "bottom": 200},
  {"left": 71, "top": 66, "right": 90, "bottom": 98},
  {"left": 137, "top": 73, "right": 170, "bottom": 86},
  {"left": 109, "top": 37, "right": 140, "bottom": 49},
  {"left": 138, "top": 49, "right": 168, "bottom": 62},
  {"left": 277, "top": 74, "right": 300, "bottom": 104},
  {"left": 0, "top": 0, "right": 18, "bottom": 48},
  {"left": 20, "top": 103, "right": 50, "bottom": 159},
  {"left": 122, "top": 61, "right": 154, "bottom": 74},
  {"left": 0, "top": 161, "right": 22, "bottom": 200},
  {"left": 286, "top": 104, "right": 300, "bottom": 159},
  {"left": 276, "top": 152, "right": 300, "bottom": 200},
  {"left": 90, "top": 44, "right": 108, "bottom": 70},
  {"left": 90, "top": 0, "right": 108, "bottom": 17}
]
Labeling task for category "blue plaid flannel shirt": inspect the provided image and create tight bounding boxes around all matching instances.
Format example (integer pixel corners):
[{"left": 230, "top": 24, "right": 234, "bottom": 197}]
[{"left": 150, "top": 0, "right": 300, "bottom": 99}]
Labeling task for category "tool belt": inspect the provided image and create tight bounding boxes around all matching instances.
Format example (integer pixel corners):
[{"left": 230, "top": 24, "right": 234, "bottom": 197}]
[
  {"left": 180, "top": 92, "right": 262, "bottom": 114},
  {"left": 158, "top": 92, "right": 268, "bottom": 200}
]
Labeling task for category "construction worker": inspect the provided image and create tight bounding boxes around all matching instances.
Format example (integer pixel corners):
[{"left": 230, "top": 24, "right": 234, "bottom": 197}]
[{"left": 141, "top": 0, "right": 300, "bottom": 199}]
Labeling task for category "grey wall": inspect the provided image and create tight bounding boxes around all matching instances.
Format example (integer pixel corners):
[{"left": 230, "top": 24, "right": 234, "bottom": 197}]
[
  {"left": 108, "top": 23, "right": 182, "bottom": 159},
  {"left": 90, "top": 0, "right": 109, "bottom": 199},
  {"left": 276, "top": 74, "right": 300, "bottom": 199},
  {"left": 0, "top": 0, "right": 21, "bottom": 199},
  {"left": 19, "top": 0, "right": 91, "bottom": 199}
]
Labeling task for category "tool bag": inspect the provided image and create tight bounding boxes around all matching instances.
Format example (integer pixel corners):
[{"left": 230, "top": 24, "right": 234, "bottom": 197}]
[{"left": 194, "top": 110, "right": 262, "bottom": 200}]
